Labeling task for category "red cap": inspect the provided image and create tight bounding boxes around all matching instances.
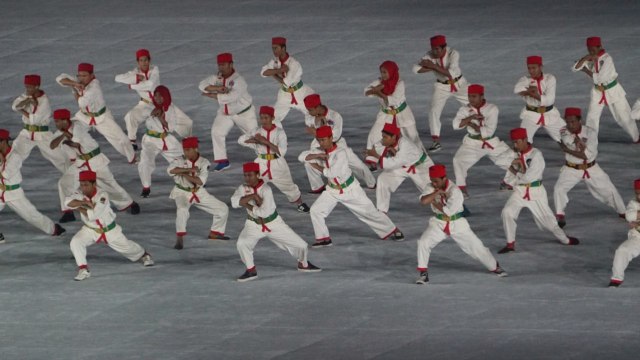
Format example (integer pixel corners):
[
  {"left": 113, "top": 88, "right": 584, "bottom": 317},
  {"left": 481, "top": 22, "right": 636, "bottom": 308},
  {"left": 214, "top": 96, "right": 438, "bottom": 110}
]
[
  {"left": 429, "top": 164, "right": 446, "bottom": 178},
  {"left": 304, "top": 94, "right": 321, "bottom": 109},
  {"left": 217, "top": 52, "right": 233, "bottom": 64},
  {"left": 24, "top": 74, "right": 41, "bottom": 86},
  {"left": 382, "top": 123, "right": 401, "bottom": 136},
  {"left": 79, "top": 170, "right": 97, "bottom": 182},
  {"left": 527, "top": 56, "right": 543, "bottom": 65},
  {"left": 510, "top": 127, "right": 528, "bottom": 140},
  {"left": 53, "top": 109, "right": 72, "bottom": 120},
  {"left": 468, "top": 84, "right": 484, "bottom": 95},
  {"left": 259, "top": 106, "right": 275, "bottom": 117},
  {"left": 272, "top": 37, "right": 287, "bottom": 46},
  {"left": 315, "top": 125, "right": 333, "bottom": 139},
  {"left": 243, "top": 162, "right": 260, "bottom": 173},
  {"left": 430, "top": 35, "right": 446, "bottom": 47},
  {"left": 136, "top": 49, "right": 150, "bottom": 59},
  {"left": 564, "top": 107, "right": 582, "bottom": 118},
  {"left": 634, "top": 179, "right": 640, "bottom": 190},
  {"left": 0, "top": 129, "right": 10, "bottom": 141},
  {"left": 77, "top": 63, "right": 94, "bottom": 73},
  {"left": 182, "top": 137, "right": 199, "bottom": 149},
  {"left": 586, "top": 36, "right": 602, "bottom": 47}
]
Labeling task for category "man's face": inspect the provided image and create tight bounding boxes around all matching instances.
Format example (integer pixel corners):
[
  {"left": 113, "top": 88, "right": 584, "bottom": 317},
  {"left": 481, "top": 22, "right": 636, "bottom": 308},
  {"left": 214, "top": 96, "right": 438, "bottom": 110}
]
[
  {"left": 587, "top": 46, "right": 601, "bottom": 56},
  {"left": 217, "top": 62, "right": 233, "bottom": 77},
  {"left": 0, "top": 139, "right": 9, "bottom": 153},
  {"left": 381, "top": 132, "right": 396, "bottom": 147},
  {"left": 272, "top": 44, "right": 285, "bottom": 58},
  {"left": 244, "top": 171, "right": 260, "bottom": 187},
  {"left": 527, "top": 64, "right": 542, "bottom": 78},
  {"left": 80, "top": 181, "right": 96, "bottom": 197},
  {"left": 259, "top": 114, "right": 273, "bottom": 127},
  {"left": 431, "top": 45, "right": 445, "bottom": 58},
  {"left": 25, "top": 84, "right": 39, "bottom": 96},
  {"left": 430, "top": 177, "right": 446, "bottom": 190},
  {"left": 54, "top": 118, "right": 70, "bottom": 131},
  {"left": 317, "top": 136, "right": 333, "bottom": 150},
  {"left": 183, "top": 147, "right": 198, "bottom": 161},
  {"left": 76, "top": 71, "right": 93, "bottom": 85},
  {"left": 379, "top": 67, "right": 390, "bottom": 81},
  {"left": 137, "top": 56, "right": 150, "bottom": 72},
  {"left": 307, "top": 106, "right": 320, "bottom": 117},
  {"left": 468, "top": 93, "right": 484, "bottom": 107},
  {"left": 513, "top": 138, "right": 528, "bottom": 152},
  {"left": 564, "top": 116, "right": 582, "bottom": 133}
]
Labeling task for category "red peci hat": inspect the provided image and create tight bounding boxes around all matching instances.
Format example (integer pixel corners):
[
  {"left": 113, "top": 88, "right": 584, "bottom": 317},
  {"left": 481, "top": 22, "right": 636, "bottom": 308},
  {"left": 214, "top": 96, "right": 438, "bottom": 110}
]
[
  {"left": 510, "top": 127, "right": 528, "bottom": 140},
  {"left": 635, "top": 179, "right": 640, "bottom": 190},
  {"left": 315, "top": 125, "right": 333, "bottom": 139},
  {"left": 53, "top": 109, "right": 72, "bottom": 120},
  {"left": 79, "top": 170, "right": 97, "bottom": 182},
  {"left": 430, "top": 35, "right": 446, "bottom": 47},
  {"left": 182, "top": 137, "right": 199, "bottom": 149},
  {"left": 527, "top": 56, "right": 543, "bottom": 65},
  {"left": 564, "top": 107, "right": 582, "bottom": 118},
  {"left": 382, "top": 123, "right": 401, "bottom": 136},
  {"left": 304, "top": 94, "right": 321, "bottom": 109},
  {"left": 243, "top": 162, "right": 260, "bottom": 173},
  {"left": 0, "top": 129, "right": 11, "bottom": 141},
  {"left": 24, "top": 74, "right": 41, "bottom": 86},
  {"left": 272, "top": 37, "right": 287, "bottom": 46},
  {"left": 77, "top": 63, "right": 94, "bottom": 73},
  {"left": 468, "top": 84, "right": 484, "bottom": 95},
  {"left": 136, "top": 49, "right": 150, "bottom": 59},
  {"left": 217, "top": 52, "right": 233, "bottom": 64},
  {"left": 586, "top": 36, "right": 602, "bottom": 47},
  {"left": 259, "top": 106, "right": 275, "bottom": 117},
  {"left": 429, "top": 164, "right": 446, "bottom": 178}
]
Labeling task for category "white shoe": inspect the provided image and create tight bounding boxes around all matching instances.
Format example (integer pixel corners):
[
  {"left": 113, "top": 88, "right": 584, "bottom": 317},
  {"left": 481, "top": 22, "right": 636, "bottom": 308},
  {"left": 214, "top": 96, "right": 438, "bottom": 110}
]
[
  {"left": 74, "top": 268, "right": 91, "bottom": 281},
  {"left": 141, "top": 254, "right": 154, "bottom": 267}
]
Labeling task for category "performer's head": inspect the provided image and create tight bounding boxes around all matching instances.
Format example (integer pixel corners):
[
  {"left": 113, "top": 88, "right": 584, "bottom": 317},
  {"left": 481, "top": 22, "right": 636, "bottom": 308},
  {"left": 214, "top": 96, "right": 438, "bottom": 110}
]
[
  {"left": 526, "top": 56, "right": 543, "bottom": 78},
  {"left": 428, "top": 164, "right": 447, "bottom": 189},
  {"left": 635, "top": 179, "right": 640, "bottom": 201},
  {"left": 271, "top": 37, "right": 287, "bottom": 58},
  {"left": 259, "top": 106, "right": 275, "bottom": 128},
  {"left": 243, "top": 162, "right": 261, "bottom": 187},
  {"left": 181, "top": 137, "right": 199, "bottom": 161},
  {"left": 217, "top": 53, "right": 234, "bottom": 77},
  {"left": 430, "top": 35, "right": 447, "bottom": 57},
  {"left": 153, "top": 85, "right": 171, "bottom": 111},
  {"left": 304, "top": 94, "right": 323, "bottom": 116},
  {"left": 23, "top": 74, "right": 41, "bottom": 96},
  {"left": 381, "top": 123, "right": 401, "bottom": 147},
  {"left": 0, "top": 129, "right": 11, "bottom": 153},
  {"left": 53, "top": 109, "right": 72, "bottom": 131},
  {"left": 77, "top": 63, "right": 95, "bottom": 85},
  {"left": 136, "top": 49, "right": 151, "bottom": 72},
  {"left": 315, "top": 126, "right": 334, "bottom": 150},
  {"left": 78, "top": 170, "right": 97, "bottom": 196},
  {"left": 379, "top": 60, "right": 398, "bottom": 81},
  {"left": 563, "top": 107, "right": 582, "bottom": 134},
  {"left": 510, "top": 127, "right": 529, "bottom": 152},
  {"left": 586, "top": 36, "right": 602, "bottom": 56},
  {"left": 467, "top": 84, "right": 485, "bottom": 107}
]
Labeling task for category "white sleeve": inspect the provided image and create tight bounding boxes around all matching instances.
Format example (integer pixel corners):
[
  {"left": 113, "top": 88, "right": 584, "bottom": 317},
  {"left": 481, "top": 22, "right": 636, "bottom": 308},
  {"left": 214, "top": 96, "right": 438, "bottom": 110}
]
[
  {"left": 216, "top": 76, "right": 245, "bottom": 104},
  {"left": 230, "top": 186, "right": 245, "bottom": 209},
  {"left": 513, "top": 76, "right": 530, "bottom": 94},
  {"left": 275, "top": 130, "right": 288, "bottom": 157},
  {"left": 11, "top": 95, "right": 26, "bottom": 112},
  {"left": 129, "top": 67, "right": 160, "bottom": 92},
  {"left": 114, "top": 69, "right": 137, "bottom": 85},
  {"left": 64, "top": 192, "right": 85, "bottom": 209},
  {"left": 238, "top": 131, "right": 259, "bottom": 151},
  {"left": 451, "top": 106, "right": 468, "bottom": 130},
  {"left": 540, "top": 75, "right": 556, "bottom": 106},
  {"left": 480, "top": 105, "right": 499, "bottom": 138},
  {"left": 198, "top": 75, "right": 216, "bottom": 93},
  {"left": 56, "top": 73, "right": 76, "bottom": 86},
  {"left": 572, "top": 59, "right": 587, "bottom": 72},
  {"left": 85, "top": 192, "right": 111, "bottom": 221},
  {"left": 260, "top": 59, "right": 277, "bottom": 77},
  {"left": 364, "top": 80, "right": 380, "bottom": 97}
]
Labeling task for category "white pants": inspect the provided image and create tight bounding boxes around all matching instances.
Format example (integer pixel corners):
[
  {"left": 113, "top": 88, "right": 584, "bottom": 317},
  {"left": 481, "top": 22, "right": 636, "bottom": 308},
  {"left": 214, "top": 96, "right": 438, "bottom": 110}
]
[
  {"left": 417, "top": 217, "right": 498, "bottom": 271},
  {"left": 257, "top": 158, "right": 301, "bottom": 203},
  {"left": 0, "top": 192, "right": 55, "bottom": 235},
  {"left": 138, "top": 135, "right": 183, "bottom": 188},
  {"left": 174, "top": 190, "right": 228, "bottom": 236},
  {"left": 13, "top": 130, "right": 68, "bottom": 173},
  {"left": 502, "top": 186, "right": 570, "bottom": 244},
  {"left": 366, "top": 109, "right": 423, "bottom": 163},
  {"left": 310, "top": 183, "right": 397, "bottom": 241},
  {"left": 376, "top": 161, "right": 432, "bottom": 213},
  {"left": 59, "top": 165, "right": 133, "bottom": 211},
  {"left": 304, "top": 138, "right": 376, "bottom": 191},
  {"left": 519, "top": 107, "right": 564, "bottom": 143},
  {"left": 273, "top": 84, "right": 315, "bottom": 126},
  {"left": 124, "top": 101, "right": 154, "bottom": 141},
  {"left": 236, "top": 217, "right": 308, "bottom": 269},
  {"left": 76, "top": 109, "right": 136, "bottom": 162},
  {"left": 211, "top": 107, "right": 257, "bottom": 162},
  {"left": 453, "top": 137, "right": 512, "bottom": 187},
  {"left": 70, "top": 225, "right": 145, "bottom": 267},
  {"left": 553, "top": 164, "right": 625, "bottom": 216},
  {"left": 611, "top": 229, "right": 640, "bottom": 281},
  {"left": 585, "top": 85, "right": 639, "bottom": 142},
  {"left": 428, "top": 80, "right": 469, "bottom": 139}
]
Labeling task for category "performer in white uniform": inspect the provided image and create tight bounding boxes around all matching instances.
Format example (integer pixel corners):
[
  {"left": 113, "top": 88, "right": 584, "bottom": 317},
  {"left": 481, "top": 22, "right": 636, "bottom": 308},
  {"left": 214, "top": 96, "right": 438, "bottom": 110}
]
[
  {"left": 498, "top": 128, "right": 579, "bottom": 254},
  {"left": 200, "top": 52, "right": 258, "bottom": 172},
  {"left": 51, "top": 109, "right": 140, "bottom": 224},
  {"left": 553, "top": 107, "right": 626, "bottom": 228},
  {"left": 238, "top": 105, "right": 310, "bottom": 212},
  {"left": 366, "top": 122, "right": 434, "bottom": 214},
  {"left": 514, "top": 56, "right": 564, "bottom": 143},
  {"left": 364, "top": 61, "right": 423, "bottom": 171},
  {"left": 11, "top": 74, "right": 68, "bottom": 172},
  {"left": 115, "top": 49, "right": 194, "bottom": 148},
  {"left": 168, "top": 137, "right": 229, "bottom": 250},
  {"left": 572, "top": 37, "right": 639, "bottom": 142},
  {"left": 415, "top": 164, "right": 506, "bottom": 284},
  {"left": 413, "top": 35, "right": 469, "bottom": 152},
  {"left": 451, "top": 84, "right": 513, "bottom": 198},
  {"left": 231, "top": 162, "right": 321, "bottom": 282},
  {"left": 303, "top": 94, "right": 376, "bottom": 192},
  {"left": 138, "top": 86, "right": 184, "bottom": 198},
  {"left": 57, "top": 63, "right": 136, "bottom": 163},
  {"left": 0, "top": 129, "right": 65, "bottom": 237},
  {"left": 260, "top": 37, "right": 315, "bottom": 127},
  {"left": 609, "top": 179, "right": 640, "bottom": 287},
  {"left": 301, "top": 126, "right": 404, "bottom": 247},
  {"left": 66, "top": 170, "right": 153, "bottom": 281}
]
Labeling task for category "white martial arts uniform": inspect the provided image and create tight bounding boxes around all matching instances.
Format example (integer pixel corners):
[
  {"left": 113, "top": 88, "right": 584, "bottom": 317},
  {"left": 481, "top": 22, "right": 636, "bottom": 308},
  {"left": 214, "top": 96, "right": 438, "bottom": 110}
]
[
  {"left": 303, "top": 107, "right": 376, "bottom": 191},
  {"left": 502, "top": 146, "right": 571, "bottom": 245},
  {"left": 116, "top": 66, "right": 194, "bottom": 139},
  {"left": 451, "top": 102, "right": 513, "bottom": 188},
  {"left": 611, "top": 199, "right": 640, "bottom": 282},
  {"left": 238, "top": 125, "right": 302, "bottom": 203},
  {"left": 56, "top": 74, "right": 136, "bottom": 162},
  {"left": 260, "top": 54, "right": 315, "bottom": 125},
  {"left": 513, "top": 73, "right": 564, "bottom": 142},
  {"left": 0, "top": 148, "right": 56, "bottom": 235},
  {"left": 364, "top": 79, "right": 423, "bottom": 164},
  {"left": 66, "top": 189, "right": 145, "bottom": 268},
  {"left": 231, "top": 180, "right": 309, "bottom": 270},
  {"left": 572, "top": 52, "right": 639, "bottom": 141},
  {"left": 374, "top": 137, "right": 434, "bottom": 213},
  {"left": 412, "top": 47, "right": 469, "bottom": 139},
  {"left": 199, "top": 71, "right": 257, "bottom": 162},
  {"left": 553, "top": 125, "right": 625, "bottom": 217},
  {"left": 416, "top": 180, "right": 499, "bottom": 272},
  {"left": 137, "top": 107, "right": 183, "bottom": 189},
  {"left": 11, "top": 92, "right": 68, "bottom": 172},
  {"left": 301, "top": 144, "right": 399, "bottom": 241},
  {"left": 168, "top": 155, "right": 228, "bottom": 237},
  {"left": 53, "top": 121, "right": 134, "bottom": 212}
]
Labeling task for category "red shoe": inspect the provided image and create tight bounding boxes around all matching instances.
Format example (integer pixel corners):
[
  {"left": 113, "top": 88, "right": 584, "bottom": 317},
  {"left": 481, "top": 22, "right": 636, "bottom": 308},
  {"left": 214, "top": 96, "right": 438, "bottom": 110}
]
[
  {"left": 498, "top": 242, "right": 515, "bottom": 254},
  {"left": 567, "top": 237, "right": 580, "bottom": 245}
]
